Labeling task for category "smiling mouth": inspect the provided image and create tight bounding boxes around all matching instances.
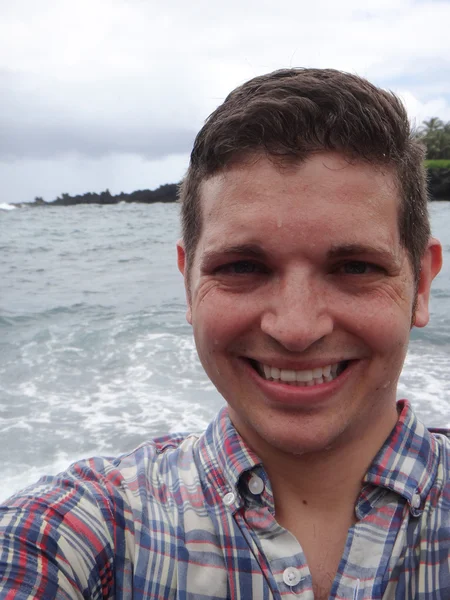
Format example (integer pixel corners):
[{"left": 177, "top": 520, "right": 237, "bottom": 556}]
[{"left": 248, "top": 359, "right": 351, "bottom": 386}]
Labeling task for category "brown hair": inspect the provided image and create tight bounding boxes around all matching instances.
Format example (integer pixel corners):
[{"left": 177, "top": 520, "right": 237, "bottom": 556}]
[{"left": 179, "top": 68, "right": 430, "bottom": 283}]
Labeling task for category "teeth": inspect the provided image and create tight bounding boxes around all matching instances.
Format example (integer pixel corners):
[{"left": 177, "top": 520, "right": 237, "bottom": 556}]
[
  {"left": 296, "top": 370, "right": 313, "bottom": 382},
  {"left": 257, "top": 361, "right": 347, "bottom": 386},
  {"left": 280, "top": 369, "right": 296, "bottom": 382}
]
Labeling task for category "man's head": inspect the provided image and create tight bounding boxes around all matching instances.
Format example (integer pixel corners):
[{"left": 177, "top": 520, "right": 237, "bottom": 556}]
[
  {"left": 176, "top": 68, "right": 442, "bottom": 461},
  {"left": 179, "top": 68, "right": 429, "bottom": 285}
]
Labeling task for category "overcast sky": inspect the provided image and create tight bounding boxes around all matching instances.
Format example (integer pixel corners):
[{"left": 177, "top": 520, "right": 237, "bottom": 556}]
[{"left": 2, "top": 0, "right": 450, "bottom": 204}]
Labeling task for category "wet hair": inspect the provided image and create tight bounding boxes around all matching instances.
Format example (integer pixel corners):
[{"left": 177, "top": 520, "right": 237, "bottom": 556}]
[{"left": 179, "top": 68, "right": 430, "bottom": 283}]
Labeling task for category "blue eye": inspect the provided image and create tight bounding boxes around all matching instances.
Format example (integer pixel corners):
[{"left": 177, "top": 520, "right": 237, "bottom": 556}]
[
  {"left": 341, "top": 261, "right": 384, "bottom": 275},
  {"left": 231, "top": 261, "right": 259, "bottom": 274},
  {"left": 343, "top": 261, "right": 370, "bottom": 275},
  {"left": 215, "top": 260, "right": 263, "bottom": 275}
]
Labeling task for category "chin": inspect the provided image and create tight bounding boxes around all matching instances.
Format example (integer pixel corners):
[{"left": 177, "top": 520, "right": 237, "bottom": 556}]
[{"left": 229, "top": 406, "right": 353, "bottom": 458}]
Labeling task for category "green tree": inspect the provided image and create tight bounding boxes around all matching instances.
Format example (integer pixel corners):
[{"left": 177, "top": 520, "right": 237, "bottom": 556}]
[{"left": 417, "top": 117, "right": 450, "bottom": 159}]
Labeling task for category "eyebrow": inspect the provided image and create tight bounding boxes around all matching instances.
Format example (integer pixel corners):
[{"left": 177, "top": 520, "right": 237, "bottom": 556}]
[
  {"left": 200, "top": 244, "right": 267, "bottom": 266},
  {"left": 326, "top": 244, "right": 397, "bottom": 262},
  {"left": 200, "top": 242, "right": 398, "bottom": 268}
]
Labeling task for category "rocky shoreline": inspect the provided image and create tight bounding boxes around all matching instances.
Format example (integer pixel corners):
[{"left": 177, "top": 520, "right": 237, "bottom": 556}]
[
  {"left": 427, "top": 168, "right": 450, "bottom": 200},
  {"left": 18, "top": 184, "right": 179, "bottom": 208}
]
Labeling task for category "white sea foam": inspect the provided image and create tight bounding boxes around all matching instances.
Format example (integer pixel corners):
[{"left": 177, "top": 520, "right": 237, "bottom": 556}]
[
  {"left": 399, "top": 343, "right": 450, "bottom": 427},
  {"left": 0, "top": 202, "right": 16, "bottom": 210}
]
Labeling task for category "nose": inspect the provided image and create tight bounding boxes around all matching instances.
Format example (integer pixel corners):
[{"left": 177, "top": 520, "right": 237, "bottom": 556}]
[{"left": 260, "top": 271, "right": 334, "bottom": 353}]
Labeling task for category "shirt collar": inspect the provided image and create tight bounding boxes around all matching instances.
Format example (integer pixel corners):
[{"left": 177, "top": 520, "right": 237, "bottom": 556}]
[
  {"left": 197, "top": 401, "right": 439, "bottom": 515},
  {"left": 363, "top": 399, "right": 439, "bottom": 514},
  {"left": 197, "top": 406, "right": 262, "bottom": 502}
]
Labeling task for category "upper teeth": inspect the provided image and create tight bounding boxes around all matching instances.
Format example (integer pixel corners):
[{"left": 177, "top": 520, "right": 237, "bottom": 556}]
[{"left": 261, "top": 363, "right": 339, "bottom": 383}]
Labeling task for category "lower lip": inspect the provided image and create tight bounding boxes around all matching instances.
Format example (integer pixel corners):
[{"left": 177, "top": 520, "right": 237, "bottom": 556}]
[{"left": 243, "top": 359, "right": 357, "bottom": 407}]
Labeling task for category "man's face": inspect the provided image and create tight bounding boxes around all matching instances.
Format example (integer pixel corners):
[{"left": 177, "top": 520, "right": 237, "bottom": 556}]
[{"left": 178, "top": 152, "right": 440, "bottom": 459}]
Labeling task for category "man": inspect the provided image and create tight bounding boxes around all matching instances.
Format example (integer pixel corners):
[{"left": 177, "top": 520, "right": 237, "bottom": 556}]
[{"left": 0, "top": 69, "right": 447, "bottom": 599}]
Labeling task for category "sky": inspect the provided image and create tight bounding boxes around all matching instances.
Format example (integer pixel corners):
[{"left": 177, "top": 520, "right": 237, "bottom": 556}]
[{"left": 2, "top": 0, "right": 450, "bottom": 204}]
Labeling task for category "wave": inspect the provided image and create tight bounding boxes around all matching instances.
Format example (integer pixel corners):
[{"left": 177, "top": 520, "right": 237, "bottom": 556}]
[
  {"left": 0, "top": 203, "right": 17, "bottom": 211},
  {"left": 0, "top": 303, "right": 117, "bottom": 326}
]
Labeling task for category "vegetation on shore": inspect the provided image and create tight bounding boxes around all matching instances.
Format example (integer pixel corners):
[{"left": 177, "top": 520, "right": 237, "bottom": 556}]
[
  {"left": 417, "top": 118, "right": 450, "bottom": 199},
  {"left": 29, "top": 184, "right": 178, "bottom": 207},
  {"left": 416, "top": 118, "right": 450, "bottom": 160},
  {"left": 425, "top": 160, "right": 450, "bottom": 169}
]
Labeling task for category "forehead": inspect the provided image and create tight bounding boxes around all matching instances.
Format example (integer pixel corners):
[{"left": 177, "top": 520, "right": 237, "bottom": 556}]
[{"left": 197, "top": 153, "right": 401, "bottom": 253}]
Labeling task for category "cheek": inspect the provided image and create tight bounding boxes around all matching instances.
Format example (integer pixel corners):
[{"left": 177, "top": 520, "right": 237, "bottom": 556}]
[
  {"left": 193, "top": 288, "right": 256, "bottom": 330},
  {"left": 192, "top": 296, "right": 256, "bottom": 359},
  {"left": 343, "top": 288, "right": 412, "bottom": 330},
  {"left": 194, "top": 312, "right": 241, "bottom": 349},
  {"left": 358, "top": 309, "right": 411, "bottom": 360}
]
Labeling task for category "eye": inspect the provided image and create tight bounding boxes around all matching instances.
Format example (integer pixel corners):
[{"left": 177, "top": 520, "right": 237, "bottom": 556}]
[
  {"left": 340, "top": 261, "right": 381, "bottom": 275},
  {"left": 216, "top": 260, "right": 264, "bottom": 275}
]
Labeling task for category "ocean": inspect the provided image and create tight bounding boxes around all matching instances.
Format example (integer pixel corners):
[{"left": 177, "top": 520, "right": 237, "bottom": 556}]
[{"left": 1, "top": 200, "right": 449, "bottom": 501}]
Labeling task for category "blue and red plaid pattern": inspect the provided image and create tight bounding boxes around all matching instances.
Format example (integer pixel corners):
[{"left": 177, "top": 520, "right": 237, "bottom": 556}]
[{"left": 0, "top": 400, "right": 449, "bottom": 599}]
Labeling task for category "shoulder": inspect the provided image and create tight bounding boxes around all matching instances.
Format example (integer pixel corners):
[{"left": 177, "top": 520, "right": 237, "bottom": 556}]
[
  {"left": 430, "top": 429, "right": 450, "bottom": 497},
  {"left": 414, "top": 430, "right": 450, "bottom": 547},
  {"left": 94, "top": 431, "right": 203, "bottom": 506},
  {"left": 23, "top": 431, "right": 201, "bottom": 505},
  {"left": 1, "top": 431, "right": 203, "bottom": 535}
]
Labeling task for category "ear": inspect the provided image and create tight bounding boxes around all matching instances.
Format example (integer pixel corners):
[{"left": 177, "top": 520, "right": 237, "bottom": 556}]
[
  {"left": 413, "top": 237, "right": 443, "bottom": 328},
  {"left": 176, "top": 239, "right": 192, "bottom": 325}
]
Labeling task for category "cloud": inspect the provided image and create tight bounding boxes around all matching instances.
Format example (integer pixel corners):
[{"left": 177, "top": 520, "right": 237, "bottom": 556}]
[
  {"left": 0, "top": 153, "right": 189, "bottom": 204},
  {"left": 0, "top": 68, "right": 201, "bottom": 160},
  {"left": 400, "top": 91, "right": 450, "bottom": 130},
  {"left": 1, "top": 0, "right": 450, "bottom": 202}
]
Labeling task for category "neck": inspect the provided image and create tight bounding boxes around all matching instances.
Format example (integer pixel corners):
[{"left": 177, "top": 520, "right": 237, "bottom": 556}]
[
  {"left": 244, "top": 409, "right": 399, "bottom": 515},
  {"left": 266, "top": 438, "right": 371, "bottom": 514}
]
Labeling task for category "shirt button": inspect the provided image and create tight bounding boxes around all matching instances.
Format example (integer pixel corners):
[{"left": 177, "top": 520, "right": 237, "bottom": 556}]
[
  {"left": 223, "top": 492, "right": 236, "bottom": 506},
  {"left": 411, "top": 493, "right": 421, "bottom": 508},
  {"left": 283, "top": 566, "right": 301, "bottom": 587},
  {"left": 248, "top": 474, "right": 265, "bottom": 495}
]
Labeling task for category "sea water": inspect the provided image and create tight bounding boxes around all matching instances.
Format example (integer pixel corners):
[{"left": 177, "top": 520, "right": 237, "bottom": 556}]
[{"left": 1, "top": 201, "right": 449, "bottom": 501}]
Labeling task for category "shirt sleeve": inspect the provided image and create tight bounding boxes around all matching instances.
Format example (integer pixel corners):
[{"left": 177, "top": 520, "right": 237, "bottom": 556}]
[{"left": 0, "top": 460, "right": 123, "bottom": 599}]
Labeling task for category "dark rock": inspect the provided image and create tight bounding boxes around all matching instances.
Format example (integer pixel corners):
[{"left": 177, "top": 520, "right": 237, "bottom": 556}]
[
  {"left": 427, "top": 168, "right": 450, "bottom": 200},
  {"left": 26, "top": 184, "right": 179, "bottom": 207}
]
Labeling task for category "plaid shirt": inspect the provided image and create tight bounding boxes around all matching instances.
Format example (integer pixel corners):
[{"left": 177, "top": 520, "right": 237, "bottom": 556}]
[{"left": 0, "top": 400, "right": 449, "bottom": 599}]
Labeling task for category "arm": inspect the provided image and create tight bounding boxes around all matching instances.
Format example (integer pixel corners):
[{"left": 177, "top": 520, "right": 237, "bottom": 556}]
[{"left": 0, "top": 464, "right": 119, "bottom": 599}]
